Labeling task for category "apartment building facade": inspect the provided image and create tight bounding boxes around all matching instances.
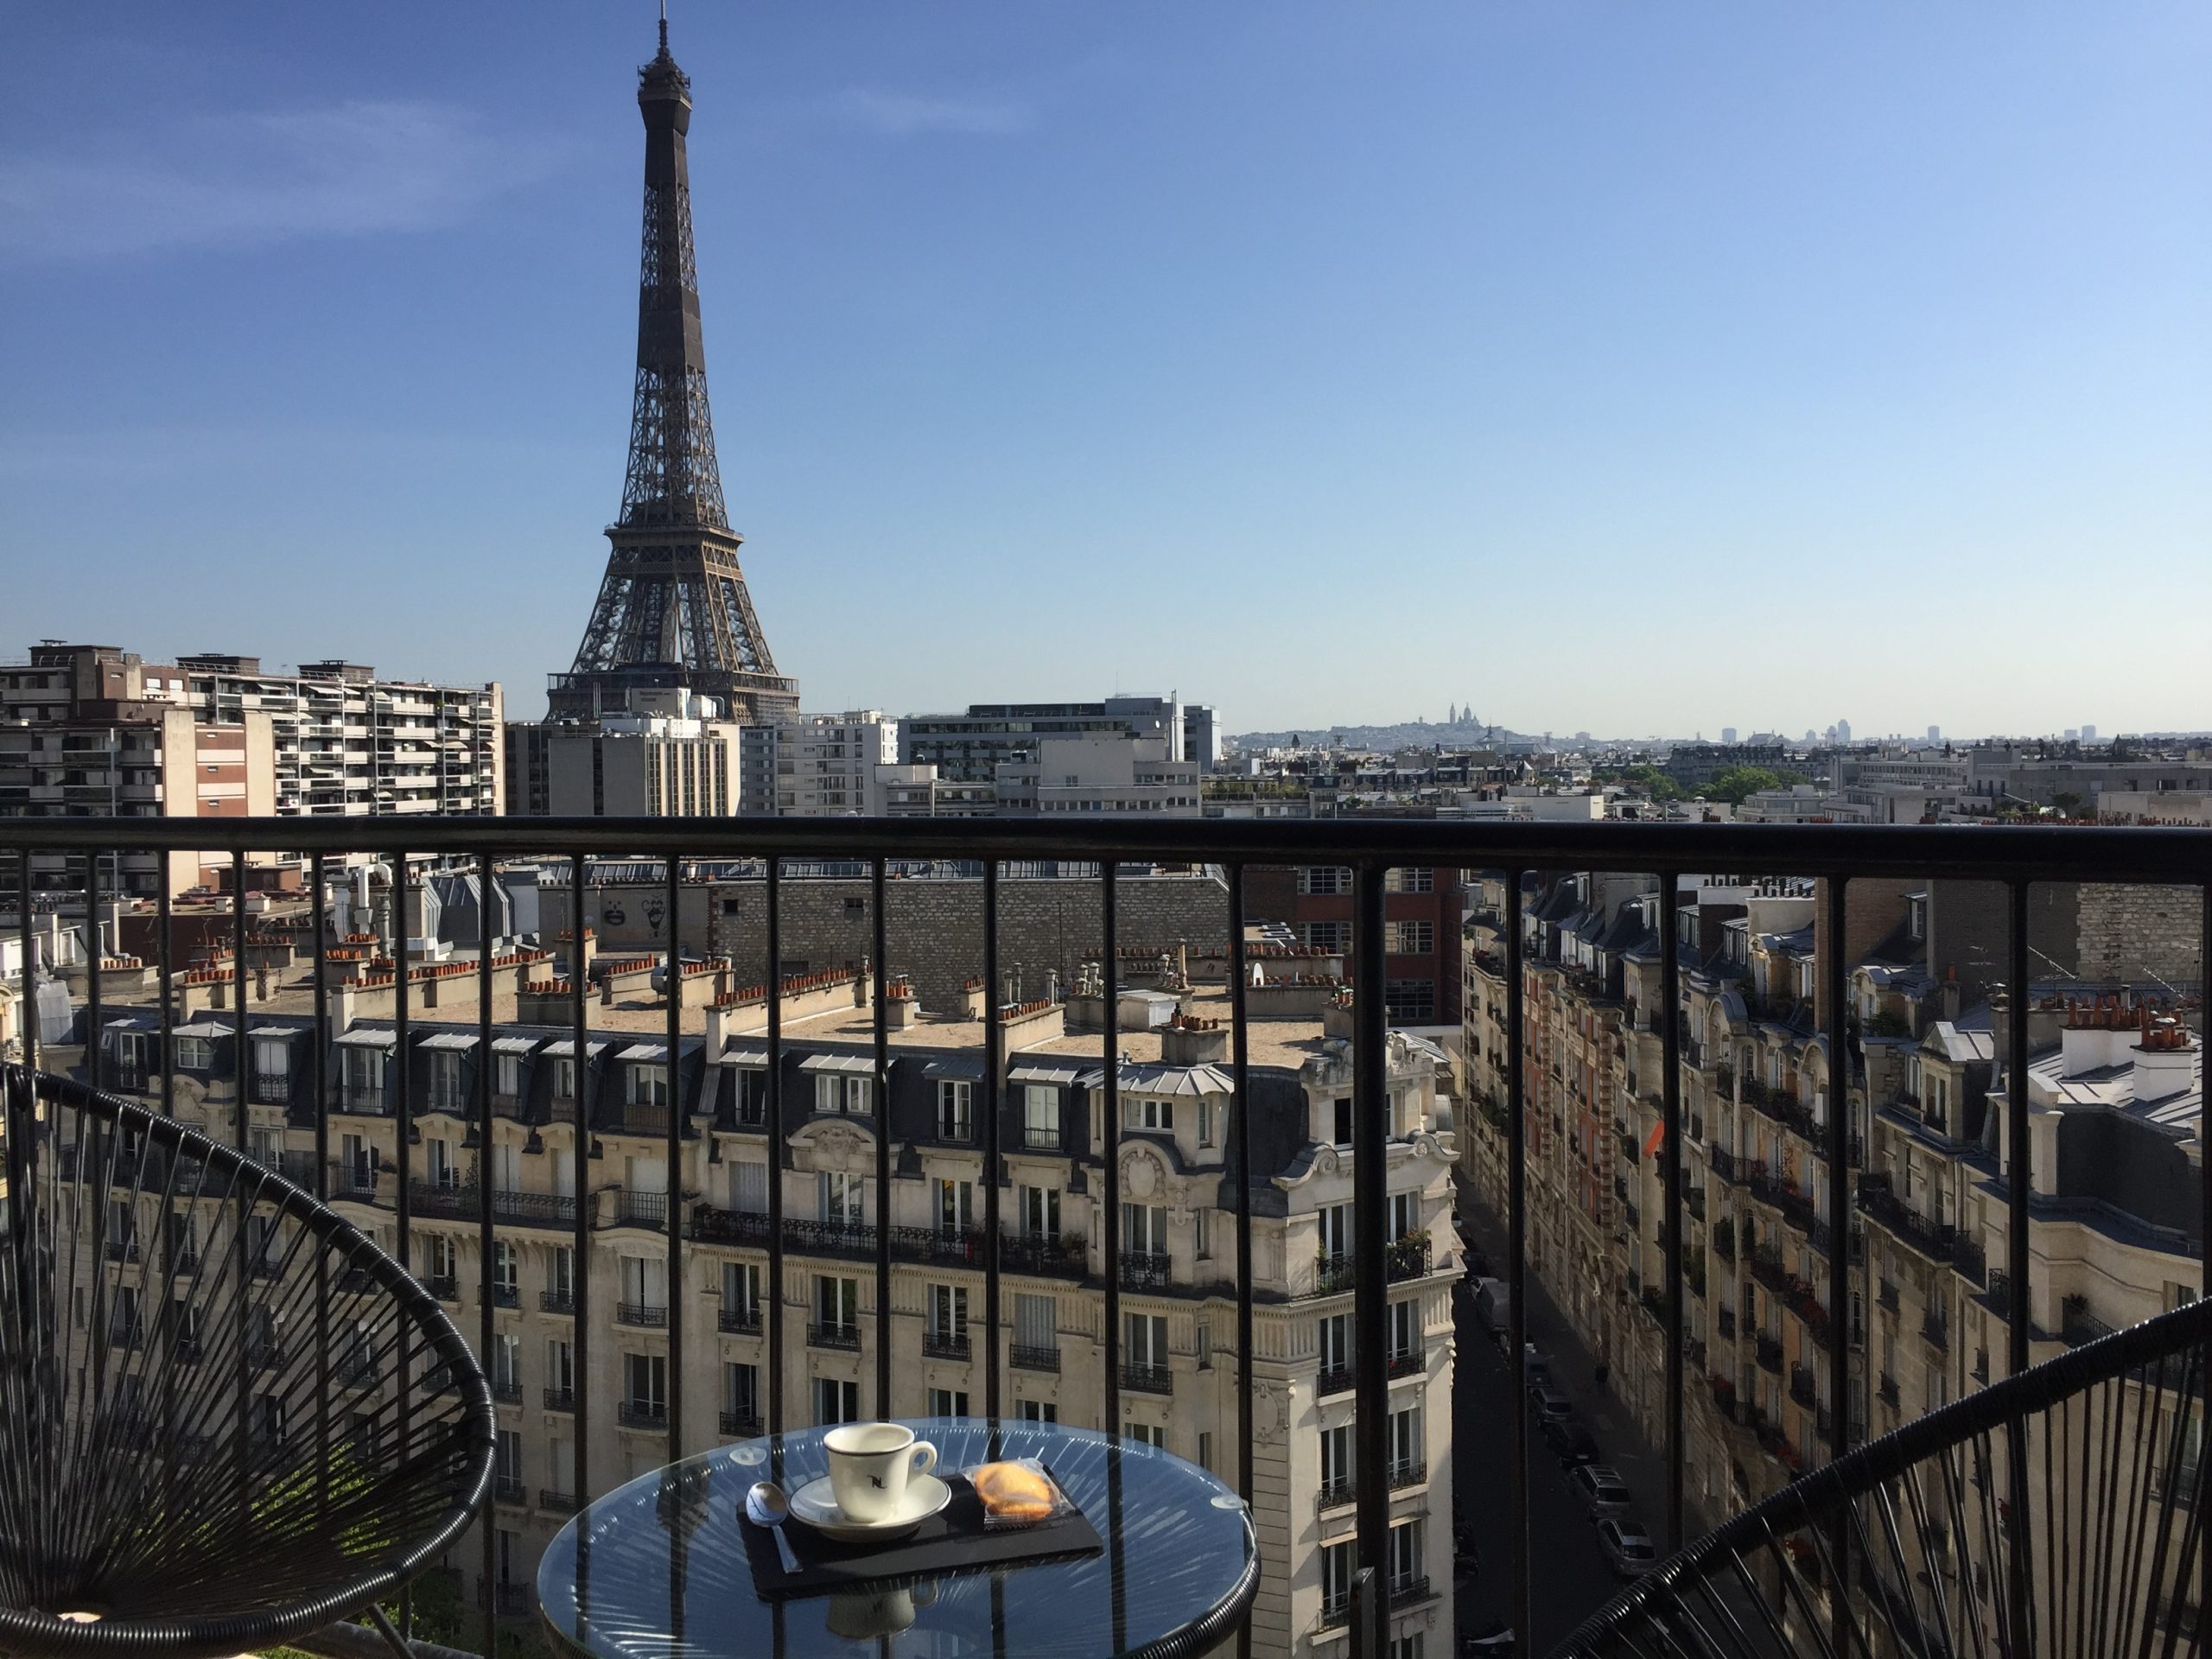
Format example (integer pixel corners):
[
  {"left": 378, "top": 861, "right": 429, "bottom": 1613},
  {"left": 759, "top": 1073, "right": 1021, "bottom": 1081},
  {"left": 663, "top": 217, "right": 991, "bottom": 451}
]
[
  {"left": 1249, "top": 865, "right": 1465, "bottom": 1027},
  {"left": 79, "top": 982, "right": 1462, "bottom": 1655},
  {"left": 1463, "top": 869, "right": 2205, "bottom": 1533}
]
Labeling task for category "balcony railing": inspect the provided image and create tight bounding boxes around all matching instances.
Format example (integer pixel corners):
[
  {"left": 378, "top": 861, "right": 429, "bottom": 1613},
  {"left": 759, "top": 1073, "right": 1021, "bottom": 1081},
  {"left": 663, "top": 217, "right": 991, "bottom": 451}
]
[
  {"left": 809, "top": 1322, "right": 861, "bottom": 1351},
  {"left": 16, "top": 806, "right": 2206, "bottom": 1653},
  {"left": 1121, "top": 1363, "right": 1173, "bottom": 1395},
  {"left": 720, "top": 1410, "right": 763, "bottom": 1438},
  {"left": 617, "top": 1401, "right": 668, "bottom": 1429},
  {"left": 922, "top": 1331, "right": 972, "bottom": 1360},
  {"left": 616, "top": 1301, "right": 667, "bottom": 1329},
  {"left": 718, "top": 1306, "right": 762, "bottom": 1335},
  {"left": 1011, "top": 1344, "right": 1060, "bottom": 1372},
  {"left": 1857, "top": 1174, "right": 1955, "bottom": 1264},
  {"left": 1120, "top": 1251, "right": 1173, "bottom": 1290}
]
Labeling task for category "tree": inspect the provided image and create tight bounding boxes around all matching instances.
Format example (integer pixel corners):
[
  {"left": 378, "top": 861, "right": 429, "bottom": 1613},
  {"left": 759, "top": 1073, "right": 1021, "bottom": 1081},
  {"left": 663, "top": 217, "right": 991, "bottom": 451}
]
[{"left": 1705, "top": 766, "right": 1790, "bottom": 804}]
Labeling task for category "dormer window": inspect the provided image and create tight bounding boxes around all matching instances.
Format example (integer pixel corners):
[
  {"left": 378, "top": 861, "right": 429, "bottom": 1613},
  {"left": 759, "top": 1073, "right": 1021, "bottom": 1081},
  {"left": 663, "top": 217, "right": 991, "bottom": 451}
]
[
  {"left": 627, "top": 1064, "right": 668, "bottom": 1108},
  {"left": 1907, "top": 894, "right": 1927, "bottom": 942},
  {"left": 1126, "top": 1097, "right": 1173, "bottom": 1132}
]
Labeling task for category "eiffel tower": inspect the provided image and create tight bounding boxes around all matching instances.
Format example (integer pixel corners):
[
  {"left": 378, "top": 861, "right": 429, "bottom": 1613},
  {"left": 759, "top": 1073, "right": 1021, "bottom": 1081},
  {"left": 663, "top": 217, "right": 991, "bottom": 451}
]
[{"left": 549, "top": 15, "right": 799, "bottom": 724}]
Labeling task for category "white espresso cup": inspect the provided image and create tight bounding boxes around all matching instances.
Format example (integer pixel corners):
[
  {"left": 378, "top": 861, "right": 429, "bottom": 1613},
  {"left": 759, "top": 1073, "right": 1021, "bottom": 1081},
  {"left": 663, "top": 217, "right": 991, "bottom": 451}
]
[{"left": 823, "top": 1421, "right": 938, "bottom": 1523}]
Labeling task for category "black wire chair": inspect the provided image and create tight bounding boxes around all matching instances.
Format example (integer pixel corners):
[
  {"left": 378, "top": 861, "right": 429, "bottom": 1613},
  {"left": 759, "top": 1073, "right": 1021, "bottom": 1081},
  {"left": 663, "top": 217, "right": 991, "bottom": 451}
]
[
  {"left": 1556, "top": 1296, "right": 2212, "bottom": 1657},
  {"left": 0, "top": 1065, "right": 493, "bottom": 1659}
]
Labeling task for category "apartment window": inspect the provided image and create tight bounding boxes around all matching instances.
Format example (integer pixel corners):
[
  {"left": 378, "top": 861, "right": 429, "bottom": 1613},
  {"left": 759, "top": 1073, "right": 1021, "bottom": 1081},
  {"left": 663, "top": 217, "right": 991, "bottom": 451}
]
[
  {"left": 1125, "top": 1421, "right": 1166, "bottom": 1450},
  {"left": 551, "top": 1057, "right": 576, "bottom": 1100},
  {"left": 495, "top": 1052, "right": 522, "bottom": 1096},
  {"left": 627, "top": 1065, "right": 668, "bottom": 1108},
  {"left": 1015, "top": 1292, "right": 1056, "bottom": 1356},
  {"left": 1197, "top": 1430, "right": 1212, "bottom": 1471},
  {"left": 549, "top": 1247, "right": 575, "bottom": 1306},
  {"left": 1021, "top": 1184, "right": 1062, "bottom": 1239},
  {"left": 1385, "top": 868, "right": 1435, "bottom": 894},
  {"left": 1299, "top": 868, "right": 1350, "bottom": 897},
  {"left": 816, "top": 1377, "right": 860, "bottom": 1426},
  {"left": 816, "top": 1074, "right": 874, "bottom": 1116},
  {"left": 927, "top": 1284, "right": 968, "bottom": 1344},
  {"left": 1388, "top": 1403, "right": 1421, "bottom": 1474},
  {"left": 1299, "top": 920, "right": 1351, "bottom": 952},
  {"left": 425, "top": 1136, "right": 456, "bottom": 1190},
  {"left": 176, "top": 1035, "right": 213, "bottom": 1071},
  {"left": 724, "top": 1361, "right": 759, "bottom": 1422},
  {"left": 819, "top": 1171, "right": 864, "bottom": 1227},
  {"left": 1385, "top": 919, "right": 1435, "bottom": 956},
  {"left": 625, "top": 1352, "right": 666, "bottom": 1414},
  {"left": 1318, "top": 1203, "right": 1351, "bottom": 1260},
  {"left": 619, "top": 1255, "right": 666, "bottom": 1314},
  {"left": 722, "top": 1261, "right": 762, "bottom": 1326},
  {"left": 1389, "top": 1635, "right": 1426, "bottom": 1659},
  {"left": 1389, "top": 1192, "right": 1419, "bottom": 1240},
  {"left": 1322, "top": 1541, "right": 1356, "bottom": 1611},
  {"left": 423, "top": 1235, "right": 457, "bottom": 1283},
  {"left": 732, "top": 1159, "right": 768, "bottom": 1214},
  {"left": 1126, "top": 1313, "right": 1168, "bottom": 1370},
  {"left": 1017, "top": 1399, "right": 1058, "bottom": 1425},
  {"left": 1197, "top": 1099, "right": 1214, "bottom": 1146},
  {"left": 1125, "top": 1097, "right": 1173, "bottom": 1132},
  {"left": 1332, "top": 1098, "right": 1353, "bottom": 1148},
  {"left": 926, "top": 1178, "right": 969, "bottom": 1236},
  {"left": 1387, "top": 1300, "right": 1418, "bottom": 1363},
  {"left": 1319, "top": 1313, "right": 1351, "bottom": 1373},
  {"left": 1122, "top": 1203, "right": 1167, "bottom": 1256},
  {"left": 429, "top": 1051, "right": 462, "bottom": 1110},
  {"left": 937, "top": 1080, "right": 972, "bottom": 1141},
  {"left": 491, "top": 1336, "right": 519, "bottom": 1393},
  {"left": 492, "top": 1241, "right": 518, "bottom": 1297},
  {"left": 1385, "top": 978, "right": 1436, "bottom": 1021},
  {"left": 817, "top": 1275, "right": 859, "bottom": 1332},
  {"left": 1195, "top": 1209, "right": 1212, "bottom": 1259},
  {"left": 1320, "top": 1423, "right": 1354, "bottom": 1495},
  {"left": 546, "top": 1339, "right": 574, "bottom": 1397},
  {"left": 1388, "top": 1519, "right": 1424, "bottom": 1591},
  {"left": 927, "top": 1388, "right": 971, "bottom": 1418},
  {"left": 1023, "top": 1085, "right": 1059, "bottom": 1147}
]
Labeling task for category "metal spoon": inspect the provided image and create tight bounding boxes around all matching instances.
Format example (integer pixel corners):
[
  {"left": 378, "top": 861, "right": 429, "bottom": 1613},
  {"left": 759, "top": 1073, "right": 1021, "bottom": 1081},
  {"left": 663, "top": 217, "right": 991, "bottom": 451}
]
[{"left": 746, "top": 1481, "right": 802, "bottom": 1574}]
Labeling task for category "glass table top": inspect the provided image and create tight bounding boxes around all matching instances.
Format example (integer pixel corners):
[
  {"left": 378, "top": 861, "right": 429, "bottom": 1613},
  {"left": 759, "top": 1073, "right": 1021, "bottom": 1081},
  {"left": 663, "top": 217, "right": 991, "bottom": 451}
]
[{"left": 537, "top": 1419, "right": 1257, "bottom": 1659}]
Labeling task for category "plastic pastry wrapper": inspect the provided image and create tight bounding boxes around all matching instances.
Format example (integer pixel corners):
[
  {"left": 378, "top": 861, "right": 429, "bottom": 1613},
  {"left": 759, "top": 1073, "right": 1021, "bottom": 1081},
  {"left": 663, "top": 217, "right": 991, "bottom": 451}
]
[{"left": 963, "top": 1458, "right": 1076, "bottom": 1529}]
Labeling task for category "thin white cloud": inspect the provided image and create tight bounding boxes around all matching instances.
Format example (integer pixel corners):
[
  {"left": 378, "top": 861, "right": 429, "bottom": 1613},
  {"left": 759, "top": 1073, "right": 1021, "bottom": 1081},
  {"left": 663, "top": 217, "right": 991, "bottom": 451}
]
[
  {"left": 0, "top": 100, "right": 562, "bottom": 261},
  {"left": 837, "top": 88, "right": 1033, "bottom": 137}
]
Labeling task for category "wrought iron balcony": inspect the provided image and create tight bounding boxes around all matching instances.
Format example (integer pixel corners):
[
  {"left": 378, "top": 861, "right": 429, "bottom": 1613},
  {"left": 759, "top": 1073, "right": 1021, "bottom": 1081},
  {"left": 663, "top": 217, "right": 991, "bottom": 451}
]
[
  {"left": 615, "top": 1301, "right": 667, "bottom": 1328},
  {"left": 922, "top": 1331, "right": 971, "bottom": 1360},
  {"left": 1120, "top": 1251, "right": 1173, "bottom": 1290},
  {"left": 719, "top": 1410, "right": 762, "bottom": 1438},
  {"left": 717, "top": 1306, "right": 762, "bottom": 1335},
  {"left": 1121, "top": 1362, "right": 1173, "bottom": 1395},
  {"left": 12, "top": 805, "right": 2206, "bottom": 1653},
  {"left": 1011, "top": 1344, "right": 1061, "bottom": 1372}
]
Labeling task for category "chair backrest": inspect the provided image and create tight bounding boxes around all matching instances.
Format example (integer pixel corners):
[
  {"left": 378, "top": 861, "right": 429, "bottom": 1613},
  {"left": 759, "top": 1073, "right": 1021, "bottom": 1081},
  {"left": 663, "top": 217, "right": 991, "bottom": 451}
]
[
  {"left": 1555, "top": 1294, "right": 2212, "bottom": 1657},
  {"left": 0, "top": 1065, "right": 493, "bottom": 1659}
]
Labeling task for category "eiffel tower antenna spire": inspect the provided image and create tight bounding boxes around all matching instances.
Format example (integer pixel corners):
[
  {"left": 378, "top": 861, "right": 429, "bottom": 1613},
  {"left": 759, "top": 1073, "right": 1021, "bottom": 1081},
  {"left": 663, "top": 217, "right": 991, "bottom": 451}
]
[{"left": 550, "top": 16, "right": 799, "bottom": 725}]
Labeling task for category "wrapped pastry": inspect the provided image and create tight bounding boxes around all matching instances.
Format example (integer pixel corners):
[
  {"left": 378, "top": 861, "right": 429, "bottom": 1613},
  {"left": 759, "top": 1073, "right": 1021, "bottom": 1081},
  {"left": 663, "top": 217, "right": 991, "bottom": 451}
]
[{"left": 970, "top": 1459, "right": 1060, "bottom": 1525}]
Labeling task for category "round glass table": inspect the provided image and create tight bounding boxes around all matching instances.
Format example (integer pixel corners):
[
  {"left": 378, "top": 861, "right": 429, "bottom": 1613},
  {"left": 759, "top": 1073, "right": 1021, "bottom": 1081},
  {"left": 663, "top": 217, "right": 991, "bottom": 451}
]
[{"left": 537, "top": 1420, "right": 1257, "bottom": 1659}]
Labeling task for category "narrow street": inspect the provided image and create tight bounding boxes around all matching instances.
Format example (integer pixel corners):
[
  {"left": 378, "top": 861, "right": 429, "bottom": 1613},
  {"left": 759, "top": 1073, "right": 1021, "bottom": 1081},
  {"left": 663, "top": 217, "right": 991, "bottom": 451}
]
[{"left": 1450, "top": 1173, "right": 1674, "bottom": 1653}]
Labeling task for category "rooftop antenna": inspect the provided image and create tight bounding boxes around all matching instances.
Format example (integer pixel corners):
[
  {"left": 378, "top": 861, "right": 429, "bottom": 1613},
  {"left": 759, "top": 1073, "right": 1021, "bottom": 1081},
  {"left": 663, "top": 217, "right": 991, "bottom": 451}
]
[{"left": 658, "top": 0, "right": 668, "bottom": 51}]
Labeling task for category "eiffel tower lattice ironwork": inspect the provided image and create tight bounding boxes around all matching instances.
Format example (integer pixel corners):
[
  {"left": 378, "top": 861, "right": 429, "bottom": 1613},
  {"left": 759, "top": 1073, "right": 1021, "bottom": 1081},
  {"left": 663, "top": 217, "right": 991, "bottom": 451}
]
[{"left": 551, "top": 17, "right": 798, "bottom": 723}]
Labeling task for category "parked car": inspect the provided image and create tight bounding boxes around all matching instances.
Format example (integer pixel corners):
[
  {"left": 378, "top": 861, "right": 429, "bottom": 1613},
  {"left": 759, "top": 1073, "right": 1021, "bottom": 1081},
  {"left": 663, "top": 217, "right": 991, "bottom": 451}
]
[
  {"left": 1527, "top": 1376, "right": 1574, "bottom": 1421},
  {"left": 1541, "top": 1417, "right": 1600, "bottom": 1465},
  {"left": 1569, "top": 1462, "right": 1635, "bottom": 1519},
  {"left": 1597, "top": 1517, "right": 1658, "bottom": 1580},
  {"left": 1471, "top": 1277, "right": 1509, "bottom": 1332}
]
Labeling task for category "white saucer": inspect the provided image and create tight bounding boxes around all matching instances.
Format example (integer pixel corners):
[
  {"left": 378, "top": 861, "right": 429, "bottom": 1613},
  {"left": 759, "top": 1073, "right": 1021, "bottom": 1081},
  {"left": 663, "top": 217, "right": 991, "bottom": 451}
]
[{"left": 789, "top": 1471, "right": 952, "bottom": 1541}]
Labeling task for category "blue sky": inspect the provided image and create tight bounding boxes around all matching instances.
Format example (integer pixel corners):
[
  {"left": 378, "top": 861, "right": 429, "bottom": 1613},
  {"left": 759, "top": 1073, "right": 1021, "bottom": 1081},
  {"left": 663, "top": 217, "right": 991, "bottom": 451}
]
[{"left": 2, "top": 4, "right": 2206, "bottom": 739}]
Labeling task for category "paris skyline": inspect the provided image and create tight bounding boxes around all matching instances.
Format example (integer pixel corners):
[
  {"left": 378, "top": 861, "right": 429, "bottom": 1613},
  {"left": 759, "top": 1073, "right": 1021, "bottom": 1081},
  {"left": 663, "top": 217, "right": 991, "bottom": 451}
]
[{"left": 2, "top": 3, "right": 2206, "bottom": 738}]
